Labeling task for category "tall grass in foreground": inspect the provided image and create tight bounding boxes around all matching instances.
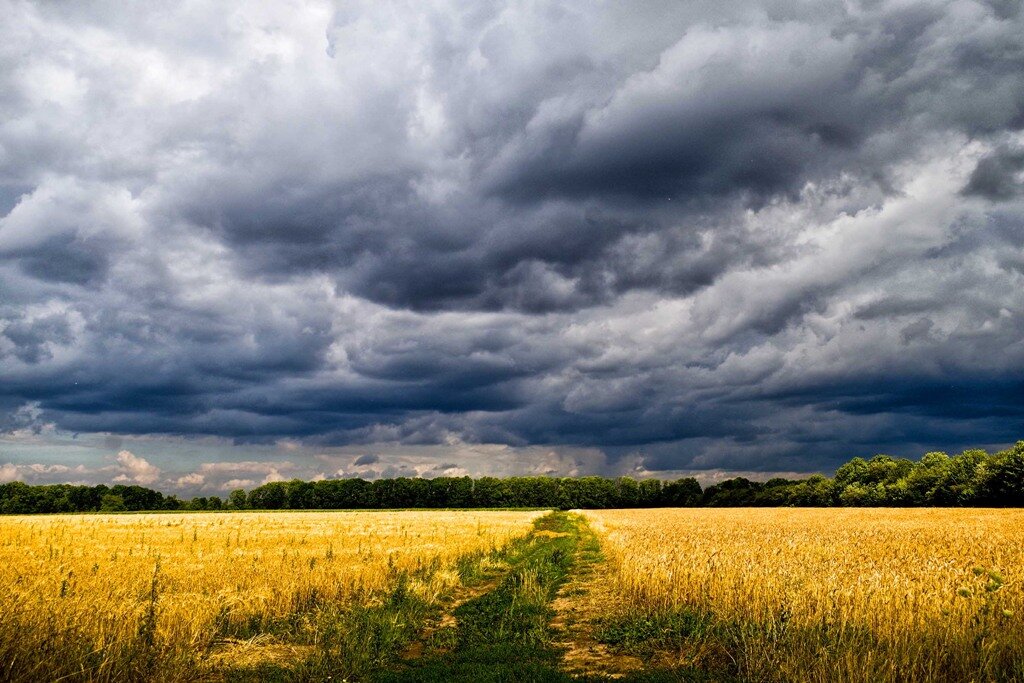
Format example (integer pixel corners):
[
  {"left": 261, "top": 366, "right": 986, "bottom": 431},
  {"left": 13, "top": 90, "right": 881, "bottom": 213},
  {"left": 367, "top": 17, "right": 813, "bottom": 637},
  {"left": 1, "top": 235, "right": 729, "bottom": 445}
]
[
  {"left": 0, "top": 510, "right": 542, "bottom": 681},
  {"left": 584, "top": 508, "right": 1024, "bottom": 682}
]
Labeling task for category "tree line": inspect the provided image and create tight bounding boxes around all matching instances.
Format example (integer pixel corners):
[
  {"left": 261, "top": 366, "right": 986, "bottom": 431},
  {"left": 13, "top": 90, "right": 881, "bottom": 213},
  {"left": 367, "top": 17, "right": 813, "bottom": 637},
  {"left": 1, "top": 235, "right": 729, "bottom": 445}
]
[{"left": 2, "top": 440, "right": 1024, "bottom": 514}]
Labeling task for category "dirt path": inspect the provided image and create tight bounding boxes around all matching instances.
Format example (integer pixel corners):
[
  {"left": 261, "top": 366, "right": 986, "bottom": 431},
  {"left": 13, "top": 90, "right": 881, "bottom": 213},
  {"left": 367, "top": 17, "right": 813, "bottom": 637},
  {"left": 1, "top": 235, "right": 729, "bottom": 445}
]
[
  {"left": 374, "top": 511, "right": 581, "bottom": 682},
  {"left": 549, "top": 515, "right": 645, "bottom": 679},
  {"left": 379, "top": 512, "right": 710, "bottom": 682},
  {"left": 205, "top": 513, "right": 697, "bottom": 682}
]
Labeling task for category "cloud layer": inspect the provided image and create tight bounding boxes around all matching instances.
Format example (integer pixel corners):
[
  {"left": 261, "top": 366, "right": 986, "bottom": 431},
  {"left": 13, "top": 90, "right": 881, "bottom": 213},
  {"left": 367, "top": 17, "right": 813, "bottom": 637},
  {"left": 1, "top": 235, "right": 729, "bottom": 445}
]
[{"left": 2, "top": 0, "right": 1023, "bottom": 483}]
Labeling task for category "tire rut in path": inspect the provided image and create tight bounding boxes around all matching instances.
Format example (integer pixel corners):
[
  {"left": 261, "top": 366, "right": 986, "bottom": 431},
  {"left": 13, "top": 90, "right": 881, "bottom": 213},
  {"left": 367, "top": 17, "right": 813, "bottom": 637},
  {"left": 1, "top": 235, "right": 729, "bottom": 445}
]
[
  {"left": 398, "top": 558, "right": 510, "bottom": 661},
  {"left": 549, "top": 516, "right": 644, "bottom": 680}
]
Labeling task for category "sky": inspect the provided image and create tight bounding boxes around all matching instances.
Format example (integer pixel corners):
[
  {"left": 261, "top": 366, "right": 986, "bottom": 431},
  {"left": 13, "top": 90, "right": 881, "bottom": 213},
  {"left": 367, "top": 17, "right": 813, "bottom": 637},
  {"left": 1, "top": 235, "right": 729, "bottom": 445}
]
[{"left": 1, "top": 0, "right": 1023, "bottom": 495}]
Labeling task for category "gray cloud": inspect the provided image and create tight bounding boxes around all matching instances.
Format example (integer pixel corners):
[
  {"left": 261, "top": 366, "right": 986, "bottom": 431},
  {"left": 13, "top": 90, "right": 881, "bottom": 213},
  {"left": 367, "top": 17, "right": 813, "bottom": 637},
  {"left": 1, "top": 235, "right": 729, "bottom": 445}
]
[
  {"left": 1, "top": 0, "right": 1023, "bottom": 478},
  {"left": 963, "top": 147, "right": 1024, "bottom": 200}
]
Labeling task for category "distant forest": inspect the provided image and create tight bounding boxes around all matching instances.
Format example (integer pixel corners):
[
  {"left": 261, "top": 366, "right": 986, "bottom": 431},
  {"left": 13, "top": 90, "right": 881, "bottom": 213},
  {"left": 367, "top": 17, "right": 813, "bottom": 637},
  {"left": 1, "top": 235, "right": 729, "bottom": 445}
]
[{"left": 3, "top": 441, "right": 1024, "bottom": 514}]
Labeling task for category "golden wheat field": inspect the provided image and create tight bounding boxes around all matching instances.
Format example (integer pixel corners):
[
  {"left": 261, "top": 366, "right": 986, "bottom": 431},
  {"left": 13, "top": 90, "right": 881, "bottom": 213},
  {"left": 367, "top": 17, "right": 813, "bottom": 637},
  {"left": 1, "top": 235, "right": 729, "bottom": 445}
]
[
  {"left": 0, "top": 510, "right": 543, "bottom": 681},
  {"left": 5, "top": 508, "right": 1024, "bottom": 682},
  {"left": 584, "top": 508, "right": 1024, "bottom": 682}
]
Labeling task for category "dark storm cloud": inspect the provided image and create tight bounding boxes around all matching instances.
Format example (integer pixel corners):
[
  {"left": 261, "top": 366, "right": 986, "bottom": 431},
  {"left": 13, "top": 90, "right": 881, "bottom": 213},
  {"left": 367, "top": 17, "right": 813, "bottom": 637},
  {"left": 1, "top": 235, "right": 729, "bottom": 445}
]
[
  {"left": 963, "top": 147, "right": 1024, "bottom": 200},
  {"left": 484, "top": 2, "right": 1024, "bottom": 206},
  {"left": 2, "top": 0, "right": 1024, "bottom": 482},
  {"left": 2, "top": 311, "right": 73, "bottom": 364}
]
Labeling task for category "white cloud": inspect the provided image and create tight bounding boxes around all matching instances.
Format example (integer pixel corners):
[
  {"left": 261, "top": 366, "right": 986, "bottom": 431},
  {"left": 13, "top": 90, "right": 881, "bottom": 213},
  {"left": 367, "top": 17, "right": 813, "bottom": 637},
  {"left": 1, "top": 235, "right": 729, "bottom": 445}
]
[
  {"left": 0, "top": 461, "right": 90, "bottom": 484},
  {"left": 175, "top": 472, "right": 205, "bottom": 486},
  {"left": 111, "top": 450, "right": 161, "bottom": 485},
  {"left": 0, "top": 463, "right": 18, "bottom": 483}
]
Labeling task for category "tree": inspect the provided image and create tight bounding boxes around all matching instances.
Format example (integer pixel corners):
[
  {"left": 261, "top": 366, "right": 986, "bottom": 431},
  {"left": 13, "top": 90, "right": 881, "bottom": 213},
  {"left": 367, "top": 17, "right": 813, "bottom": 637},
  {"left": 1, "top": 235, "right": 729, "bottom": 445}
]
[
  {"left": 68, "top": 485, "right": 103, "bottom": 512},
  {"left": 248, "top": 482, "right": 287, "bottom": 509},
  {"left": 983, "top": 441, "right": 1024, "bottom": 505},
  {"left": 862, "top": 455, "right": 914, "bottom": 486},
  {"left": 284, "top": 480, "right": 315, "bottom": 509},
  {"left": 426, "top": 477, "right": 475, "bottom": 508},
  {"left": 1, "top": 441, "right": 1023, "bottom": 514},
  {"left": 755, "top": 478, "right": 800, "bottom": 506},
  {"left": 471, "top": 477, "right": 507, "bottom": 507},
  {"left": 637, "top": 479, "right": 662, "bottom": 507},
  {"left": 99, "top": 494, "right": 127, "bottom": 512},
  {"left": 703, "top": 478, "right": 761, "bottom": 506},
  {"left": 902, "top": 451, "right": 952, "bottom": 504},
  {"left": 111, "top": 484, "right": 164, "bottom": 511},
  {"left": 940, "top": 449, "right": 988, "bottom": 504},
  {"left": 615, "top": 478, "right": 641, "bottom": 507},
  {"left": 834, "top": 457, "right": 869, "bottom": 488},
  {"left": 660, "top": 478, "right": 701, "bottom": 506},
  {"left": 789, "top": 475, "right": 833, "bottom": 506},
  {"left": 226, "top": 489, "right": 248, "bottom": 510}
]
